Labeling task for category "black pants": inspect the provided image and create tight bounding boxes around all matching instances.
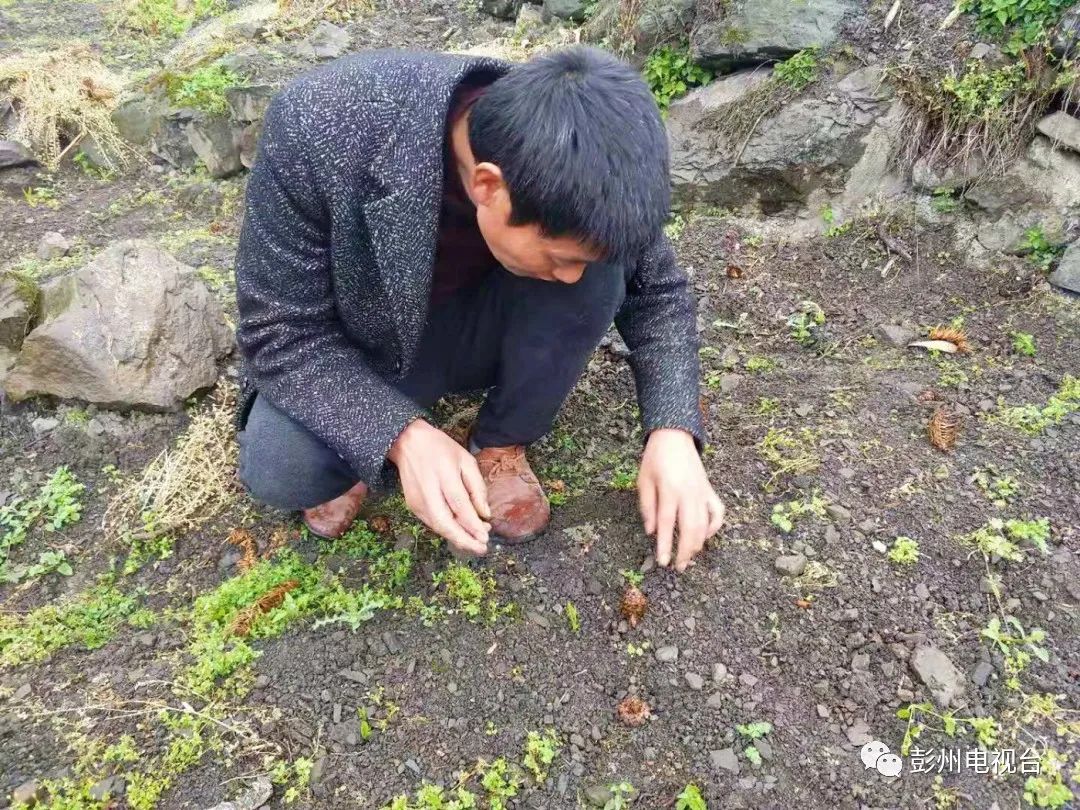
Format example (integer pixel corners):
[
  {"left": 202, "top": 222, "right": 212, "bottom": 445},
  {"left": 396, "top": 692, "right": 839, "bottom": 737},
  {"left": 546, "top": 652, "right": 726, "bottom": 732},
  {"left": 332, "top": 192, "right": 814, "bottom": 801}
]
[{"left": 238, "top": 264, "right": 626, "bottom": 510}]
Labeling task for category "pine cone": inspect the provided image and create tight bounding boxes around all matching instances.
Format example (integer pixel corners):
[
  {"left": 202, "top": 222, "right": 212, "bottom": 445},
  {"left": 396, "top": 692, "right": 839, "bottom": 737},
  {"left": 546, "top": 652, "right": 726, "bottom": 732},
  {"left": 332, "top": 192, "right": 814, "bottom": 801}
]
[
  {"left": 616, "top": 696, "right": 651, "bottom": 727},
  {"left": 619, "top": 585, "right": 648, "bottom": 628}
]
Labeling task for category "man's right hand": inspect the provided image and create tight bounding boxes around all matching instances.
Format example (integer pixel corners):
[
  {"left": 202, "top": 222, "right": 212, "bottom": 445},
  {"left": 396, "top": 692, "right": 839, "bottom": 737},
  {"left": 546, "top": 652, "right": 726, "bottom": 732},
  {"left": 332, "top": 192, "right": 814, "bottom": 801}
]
[{"left": 388, "top": 419, "right": 492, "bottom": 557}]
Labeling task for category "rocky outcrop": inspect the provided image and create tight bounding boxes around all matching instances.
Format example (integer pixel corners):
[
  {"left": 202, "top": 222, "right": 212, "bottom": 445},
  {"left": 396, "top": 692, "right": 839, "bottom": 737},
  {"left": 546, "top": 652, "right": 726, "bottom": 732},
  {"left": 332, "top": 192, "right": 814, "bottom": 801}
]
[
  {"left": 691, "top": 0, "right": 858, "bottom": 70},
  {"left": 1049, "top": 243, "right": 1080, "bottom": 293},
  {"left": 667, "top": 66, "right": 894, "bottom": 211},
  {"left": 0, "top": 275, "right": 37, "bottom": 385},
  {"left": 4, "top": 241, "right": 233, "bottom": 411},
  {"left": 543, "top": 0, "right": 588, "bottom": 22},
  {"left": 1035, "top": 111, "right": 1080, "bottom": 154},
  {"left": 113, "top": 81, "right": 277, "bottom": 178}
]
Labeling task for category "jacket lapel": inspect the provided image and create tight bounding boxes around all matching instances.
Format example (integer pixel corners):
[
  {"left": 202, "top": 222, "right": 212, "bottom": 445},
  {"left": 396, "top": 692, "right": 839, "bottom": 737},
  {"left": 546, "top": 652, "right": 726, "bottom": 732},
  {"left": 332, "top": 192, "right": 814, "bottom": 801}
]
[{"left": 359, "top": 53, "right": 511, "bottom": 373}]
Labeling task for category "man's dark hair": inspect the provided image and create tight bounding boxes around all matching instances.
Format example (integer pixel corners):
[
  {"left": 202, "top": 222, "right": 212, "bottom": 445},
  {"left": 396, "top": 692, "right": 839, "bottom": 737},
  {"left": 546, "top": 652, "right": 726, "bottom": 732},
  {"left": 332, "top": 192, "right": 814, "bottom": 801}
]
[{"left": 468, "top": 45, "right": 670, "bottom": 264}]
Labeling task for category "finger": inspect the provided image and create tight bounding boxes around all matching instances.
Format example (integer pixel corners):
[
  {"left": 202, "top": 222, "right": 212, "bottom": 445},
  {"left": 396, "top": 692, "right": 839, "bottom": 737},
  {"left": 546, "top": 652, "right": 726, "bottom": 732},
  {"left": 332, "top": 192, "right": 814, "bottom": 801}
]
[
  {"left": 639, "top": 477, "right": 658, "bottom": 536},
  {"left": 426, "top": 497, "right": 488, "bottom": 557},
  {"left": 443, "top": 472, "right": 490, "bottom": 543},
  {"left": 675, "top": 502, "right": 707, "bottom": 573},
  {"left": 707, "top": 494, "right": 726, "bottom": 536},
  {"left": 655, "top": 491, "right": 677, "bottom": 567},
  {"left": 460, "top": 456, "right": 492, "bottom": 521}
]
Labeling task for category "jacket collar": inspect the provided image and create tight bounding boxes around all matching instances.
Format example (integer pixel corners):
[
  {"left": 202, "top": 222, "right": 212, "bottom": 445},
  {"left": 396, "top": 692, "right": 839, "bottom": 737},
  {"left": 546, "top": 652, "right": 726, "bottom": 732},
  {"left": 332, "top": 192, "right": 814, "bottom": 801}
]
[{"left": 361, "top": 52, "right": 511, "bottom": 368}]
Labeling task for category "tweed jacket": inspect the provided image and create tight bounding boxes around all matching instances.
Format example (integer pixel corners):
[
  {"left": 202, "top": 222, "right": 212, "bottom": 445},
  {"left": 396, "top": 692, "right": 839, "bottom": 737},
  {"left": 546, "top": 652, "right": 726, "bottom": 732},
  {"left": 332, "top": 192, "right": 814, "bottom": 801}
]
[{"left": 234, "top": 49, "right": 705, "bottom": 491}]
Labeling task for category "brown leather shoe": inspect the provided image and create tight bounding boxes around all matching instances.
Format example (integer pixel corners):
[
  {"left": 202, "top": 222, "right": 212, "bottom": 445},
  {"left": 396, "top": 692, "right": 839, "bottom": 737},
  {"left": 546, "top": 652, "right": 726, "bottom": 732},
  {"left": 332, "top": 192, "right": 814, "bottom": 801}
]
[
  {"left": 302, "top": 481, "right": 368, "bottom": 539},
  {"left": 474, "top": 445, "right": 550, "bottom": 544}
]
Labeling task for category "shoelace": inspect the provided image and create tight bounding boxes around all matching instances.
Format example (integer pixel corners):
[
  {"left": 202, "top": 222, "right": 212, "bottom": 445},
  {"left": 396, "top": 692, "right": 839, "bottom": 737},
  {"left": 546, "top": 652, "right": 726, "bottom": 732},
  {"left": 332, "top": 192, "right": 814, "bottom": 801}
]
[{"left": 477, "top": 446, "right": 530, "bottom": 479}]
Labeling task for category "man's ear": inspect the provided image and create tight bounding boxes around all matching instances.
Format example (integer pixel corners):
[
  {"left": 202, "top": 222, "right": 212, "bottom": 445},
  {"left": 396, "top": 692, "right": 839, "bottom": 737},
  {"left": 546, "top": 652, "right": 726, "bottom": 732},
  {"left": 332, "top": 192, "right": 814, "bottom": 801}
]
[{"left": 470, "top": 162, "right": 505, "bottom": 207}]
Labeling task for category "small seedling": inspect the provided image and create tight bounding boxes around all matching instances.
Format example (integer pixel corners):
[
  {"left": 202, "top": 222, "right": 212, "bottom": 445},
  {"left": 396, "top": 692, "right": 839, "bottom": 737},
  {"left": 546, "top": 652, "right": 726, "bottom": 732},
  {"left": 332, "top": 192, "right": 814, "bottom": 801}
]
[
  {"left": 620, "top": 569, "right": 644, "bottom": 587},
  {"left": 888, "top": 536, "right": 920, "bottom": 565},
  {"left": 1010, "top": 331, "right": 1036, "bottom": 357},
  {"left": 522, "top": 729, "right": 560, "bottom": 783},
  {"left": 565, "top": 601, "right": 580, "bottom": 633},
  {"left": 675, "top": 783, "right": 707, "bottom": 810},
  {"left": 931, "top": 187, "right": 960, "bottom": 213}
]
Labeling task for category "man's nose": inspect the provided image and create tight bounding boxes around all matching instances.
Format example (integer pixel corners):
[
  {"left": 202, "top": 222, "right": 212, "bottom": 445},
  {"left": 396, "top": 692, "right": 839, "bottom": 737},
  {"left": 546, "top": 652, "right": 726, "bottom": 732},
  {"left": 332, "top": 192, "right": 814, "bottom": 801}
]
[{"left": 552, "top": 264, "right": 587, "bottom": 284}]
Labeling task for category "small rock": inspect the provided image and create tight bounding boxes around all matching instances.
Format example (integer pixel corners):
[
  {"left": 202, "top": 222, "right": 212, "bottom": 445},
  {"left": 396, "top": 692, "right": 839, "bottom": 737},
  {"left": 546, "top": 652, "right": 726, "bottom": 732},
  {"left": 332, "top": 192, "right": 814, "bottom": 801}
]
[
  {"left": 851, "top": 653, "right": 870, "bottom": 672},
  {"left": 36, "top": 231, "right": 70, "bottom": 261},
  {"left": 31, "top": 416, "right": 60, "bottom": 435},
  {"left": 877, "top": 323, "right": 917, "bottom": 347},
  {"left": 1036, "top": 110, "right": 1080, "bottom": 154},
  {"left": 794, "top": 403, "right": 814, "bottom": 417},
  {"left": 655, "top": 645, "right": 679, "bottom": 663},
  {"left": 712, "top": 662, "right": 728, "bottom": 682},
  {"left": 915, "top": 583, "right": 931, "bottom": 600},
  {"left": 12, "top": 683, "right": 31, "bottom": 701},
  {"left": 774, "top": 554, "right": 807, "bottom": 577},
  {"left": 685, "top": 671, "right": 704, "bottom": 690},
  {"left": 583, "top": 783, "right": 614, "bottom": 806},
  {"left": 0, "top": 140, "right": 37, "bottom": 169},
  {"left": 871, "top": 540, "right": 888, "bottom": 554},
  {"left": 816, "top": 703, "right": 830, "bottom": 719},
  {"left": 846, "top": 718, "right": 872, "bottom": 746},
  {"left": 739, "top": 672, "right": 759, "bottom": 688},
  {"left": 13, "top": 781, "right": 45, "bottom": 807},
  {"left": 89, "top": 776, "right": 126, "bottom": 801},
  {"left": 711, "top": 747, "right": 740, "bottom": 773},
  {"left": 971, "top": 661, "right": 994, "bottom": 687},
  {"left": 825, "top": 504, "right": 852, "bottom": 524},
  {"left": 338, "top": 669, "right": 368, "bottom": 684},
  {"left": 718, "top": 373, "right": 743, "bottom": 394},
  {"left": 911, "top": 645, "right": 966, "bottom": 708},
  {"left": 295, "top": 21, "right": 350, "bottom": 60}
]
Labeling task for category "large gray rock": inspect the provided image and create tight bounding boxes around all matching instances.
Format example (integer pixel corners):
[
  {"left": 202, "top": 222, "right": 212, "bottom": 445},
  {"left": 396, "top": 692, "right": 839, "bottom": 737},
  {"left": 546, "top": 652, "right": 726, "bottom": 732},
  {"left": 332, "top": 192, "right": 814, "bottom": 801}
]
[
  {"left": 226, "top": 85, "right": 275, "bottom": 123},
  {"left": 543, "top": 0, "right": 587, "bottom": 21},
  {"left": 635, "top": 0, "right": 697, "bottom": 49},
  {"left": 0, "top": 275, "right": 36, "bottom": 383},
  {"left": 668, "top": 66, "right": 889, "bottom": 209},
  {"left": 5, "top": 241, "right": 232, "bottom": 411},
  {"left": 1049, "top": 243, "right": 1080, "bottom": 293},
  {"left": 0, "top": 139, "right": 37, "bottom": 169},
  {"left": 1036, "top": 111, "right": 1080, "bottom": 154},
  {"left": 187, "top": 117, "right": 243, "bottom": 179},
  {"left": 910, "top": 646, "right": 965, "bottom": 709},
  {"left": 692, "top": 0, "right": 858, "bottom": 69},
  {"left": 965, "top": 135, "right": 1080, "bottom": 214},
  {"left": 481, "top": 0, "right": 522, "bottom": 19},
  {"left": 295, "top": 21, "right": 350, "bottom": 60}
]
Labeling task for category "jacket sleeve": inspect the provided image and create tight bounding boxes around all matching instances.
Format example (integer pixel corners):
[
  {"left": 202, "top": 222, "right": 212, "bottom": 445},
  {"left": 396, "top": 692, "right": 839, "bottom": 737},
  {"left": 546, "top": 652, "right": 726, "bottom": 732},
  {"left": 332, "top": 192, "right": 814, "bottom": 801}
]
[
  {"left": 234, "top": 96, "right": 426, "bottom": 491},
  {"left": 613, "top": 233, "right": 706, "bottom": 451}
]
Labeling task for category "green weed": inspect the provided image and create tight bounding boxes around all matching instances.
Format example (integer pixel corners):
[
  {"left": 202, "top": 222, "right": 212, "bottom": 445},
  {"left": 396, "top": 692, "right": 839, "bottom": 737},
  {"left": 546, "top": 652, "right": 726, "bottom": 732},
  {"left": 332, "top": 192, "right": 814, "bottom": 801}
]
[
  {"left": 565, "top": 601, "right": 580, "bottom": 633},
  {"left": 620, "top": 568, "right": 644, "bottom": 587},
  {"left": 164, "top": 64, "right": 243, "bottom": 116},
  {"left": 643, "top": 46, "right": 712, "bottom": 112},
  {"left": 888, "top": 536, "right": 920, "bottom": 565},
  {"left": 1023, "top": 749, "right": 1074, "bottom": 808},
  {"left": 610, "top": 465, "right": 638, "bottom": 491},
  {"left": 787, "top": 300, "right": 826, "bottom": 346},
  {"left": 23, "top": 185, "right": 59, "bottom": 209},
  {"left": 120, "top": 0, "right": 226, "bottom": 38},
  {"left": 1018, "top": 224, "right": 1062, "bottom": 271},
  {"left": 758, "top": 427, "right": 819, "bottom": 484},
  {"left": 931, "top": 187, "right": 960, "bottom": 213},
  {"left": 961, "top": 516, "right": 1051, "bottom": 562},
  {"left": 676, "top": 783, "right": 707, "bottom": 810},
  {"left": 603, "top": 782, "right": 637, "bottom": 809},
  {"left": 1, "top": 466, "right": 84, "bottom": 582},
  {"left": 992, "top": 374, "right": 1080, "bottom": 434},
  {"left": 745, "top": 356, "right": 776, "bottom": 373},
  {"left": 736, "top": 721, "right": 771, "bottom": 767},
  {"left": 773, "top": 48, "right": 818, "bottom": 90},
  {"left": 0, "top": 584, "right": 150, "bottom": 666},
  {"left": 769, "top": 493, "right": 827, "bottom": 533},
  {"left": 960, "top": 0, "right": 1076, "bottom": 51},
  {"left": 522, "top": 729, "right": 561, "bottom": 782},
  {"left": 973, "top": 467, "right": 1020, "bottom": 506},
  {"left": 431, "top": 561, "right": 513, "bottom": 624},
  {"left": 1011, "top": 330, "right": 1037, "bottom": 356}
]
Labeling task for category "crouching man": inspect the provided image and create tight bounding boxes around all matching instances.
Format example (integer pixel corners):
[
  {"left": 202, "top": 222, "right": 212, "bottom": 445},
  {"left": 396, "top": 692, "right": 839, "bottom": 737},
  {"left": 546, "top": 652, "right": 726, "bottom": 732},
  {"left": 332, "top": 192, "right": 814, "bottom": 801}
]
[{"left": 233, "top": 46, "right": 725, "bottom": 572}]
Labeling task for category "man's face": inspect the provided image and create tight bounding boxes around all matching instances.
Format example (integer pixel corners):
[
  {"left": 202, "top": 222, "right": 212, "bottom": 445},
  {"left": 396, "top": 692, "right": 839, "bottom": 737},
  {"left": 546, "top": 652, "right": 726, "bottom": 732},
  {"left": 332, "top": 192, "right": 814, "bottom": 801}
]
[{"left": 469, "top": 164, "right": 603, "bottom": 284}]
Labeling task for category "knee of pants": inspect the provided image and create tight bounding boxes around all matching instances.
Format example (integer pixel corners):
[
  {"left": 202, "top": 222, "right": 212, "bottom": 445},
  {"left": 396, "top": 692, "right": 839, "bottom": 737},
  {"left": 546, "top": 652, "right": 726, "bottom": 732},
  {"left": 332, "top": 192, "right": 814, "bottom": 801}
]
[{"left": 237, "top": 397, "right": 357, "bottom": 511}]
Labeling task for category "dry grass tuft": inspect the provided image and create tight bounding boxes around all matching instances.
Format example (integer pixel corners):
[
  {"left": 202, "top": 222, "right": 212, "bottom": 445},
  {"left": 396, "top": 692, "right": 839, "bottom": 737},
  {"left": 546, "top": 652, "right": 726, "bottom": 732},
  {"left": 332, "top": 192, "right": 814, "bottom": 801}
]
[
  {"left": 105, "top": 382, "right": 240, "bottom": 541},
  {"left": 272, "top": 0, "right": 371, "bottom": 34},
  {"left": 581, "top": 0, "right": 644, "bottom": 58},
  {"left": 890, "top": 52, "right": 1066, "bottom": 180},
  {"left": 928, "top": 325, "right": 972, "bottom": 354},
  {"left": 616, "top": 695, "right": 651, "bottom": 727},
  {"left": 0, "top": 45, "right": 130, "bottom": 170},
  {"left": 928, "top": 406, "right": 960, "bottom": 452}
]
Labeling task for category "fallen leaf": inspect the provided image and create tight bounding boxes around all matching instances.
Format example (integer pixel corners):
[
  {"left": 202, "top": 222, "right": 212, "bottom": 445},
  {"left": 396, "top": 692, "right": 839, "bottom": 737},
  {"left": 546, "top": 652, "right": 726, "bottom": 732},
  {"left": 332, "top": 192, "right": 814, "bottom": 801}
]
[{"left": 908, "top": 340, "right": 959, "bottom": 354}]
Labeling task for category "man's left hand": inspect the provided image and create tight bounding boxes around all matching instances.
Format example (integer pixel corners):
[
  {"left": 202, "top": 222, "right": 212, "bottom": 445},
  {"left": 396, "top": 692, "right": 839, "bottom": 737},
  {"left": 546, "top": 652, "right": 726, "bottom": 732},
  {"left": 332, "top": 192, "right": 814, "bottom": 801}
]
[{"left": 637, "top": 428, "right": 725, "bottom": 572}]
